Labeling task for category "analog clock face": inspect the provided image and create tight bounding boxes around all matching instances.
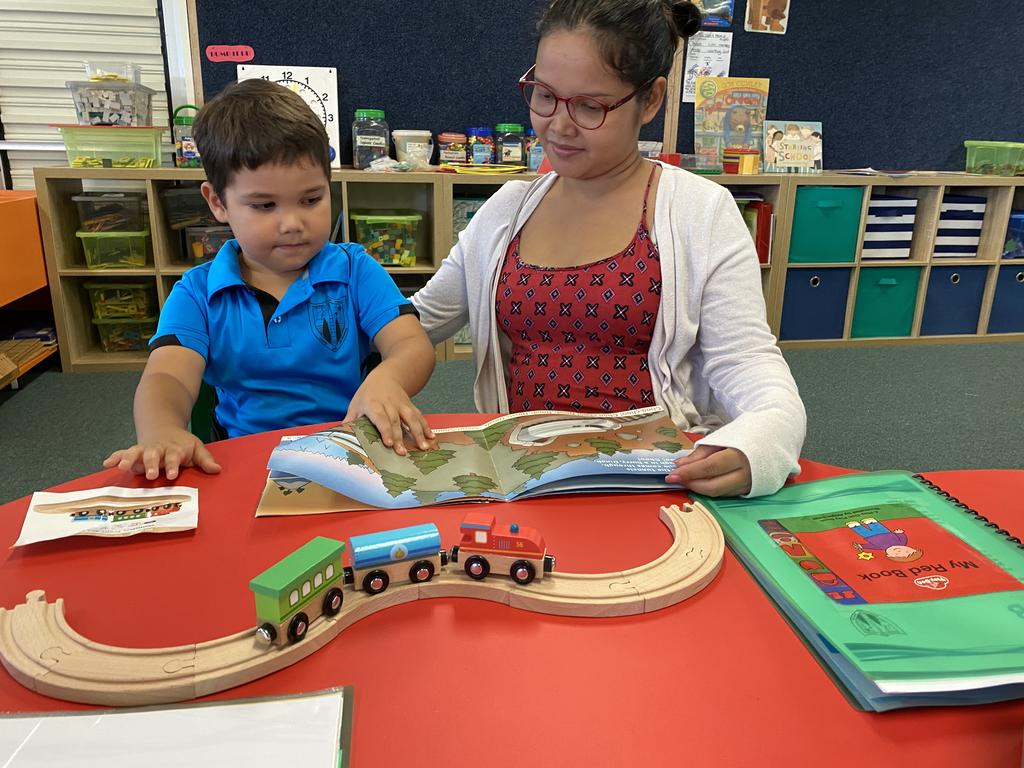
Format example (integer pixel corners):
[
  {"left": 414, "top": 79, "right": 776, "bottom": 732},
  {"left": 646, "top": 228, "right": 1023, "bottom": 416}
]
[
  {"left": 276, "top": 78, "right": 327, "bottom": 123},
  {"left": 236, "top": 65, "right": 340, "bottom": 166}
]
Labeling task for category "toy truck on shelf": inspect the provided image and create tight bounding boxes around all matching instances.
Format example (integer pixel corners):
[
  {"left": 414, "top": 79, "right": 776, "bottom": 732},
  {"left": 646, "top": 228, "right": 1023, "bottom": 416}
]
[{"left": 449, "top": 512, "right": 555, "bottom": 585}]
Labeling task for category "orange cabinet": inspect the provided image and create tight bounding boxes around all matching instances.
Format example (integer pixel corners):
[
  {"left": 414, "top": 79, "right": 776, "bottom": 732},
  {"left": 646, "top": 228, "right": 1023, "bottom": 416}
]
[{"left": 0, "top": 191, "right": 48, "bottom": 306}]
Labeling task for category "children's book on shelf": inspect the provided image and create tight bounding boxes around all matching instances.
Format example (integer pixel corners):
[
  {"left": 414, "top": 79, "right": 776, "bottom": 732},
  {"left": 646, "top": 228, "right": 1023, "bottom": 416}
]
[
  {"left": 694, "top": 471, "right": 1024, "bottom": 712},
  {"left": 0, "top": 686, "right": 353, "bottom": 768},
  {"left": 731, "top": 191, "right": 774, "bottom": 264},
  {"left": 693, "top": 76, "right": 769, "bottom": 171},
  {"left": 256, "top": 406, "right": 694, "bottom": 516},
  {"left": 762, "top": 120, "right": 822, "bottom": 173}
]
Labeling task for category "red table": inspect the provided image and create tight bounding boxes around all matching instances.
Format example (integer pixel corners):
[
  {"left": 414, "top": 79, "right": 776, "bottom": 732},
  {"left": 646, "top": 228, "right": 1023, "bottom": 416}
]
[{"left": 1, "top": 416, "right": 1022, "bottom": 767}]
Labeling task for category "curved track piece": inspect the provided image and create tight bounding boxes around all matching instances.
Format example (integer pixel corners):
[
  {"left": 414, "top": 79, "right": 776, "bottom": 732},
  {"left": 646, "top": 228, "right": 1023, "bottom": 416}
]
[{"left": 0, "top": 503, "right": 723, "bottom": 706}]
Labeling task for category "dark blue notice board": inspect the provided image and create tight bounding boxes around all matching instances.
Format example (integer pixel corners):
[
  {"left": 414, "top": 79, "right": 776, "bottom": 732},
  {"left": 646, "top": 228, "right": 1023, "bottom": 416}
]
[{"left": 194, "top": 1, "right": 1024, "bottom": 170}]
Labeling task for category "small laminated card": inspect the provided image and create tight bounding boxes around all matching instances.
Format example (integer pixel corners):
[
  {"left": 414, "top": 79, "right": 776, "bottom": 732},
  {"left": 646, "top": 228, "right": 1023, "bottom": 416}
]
[{"left": 15, "top": 486, "right": 199, "bottom": 546}]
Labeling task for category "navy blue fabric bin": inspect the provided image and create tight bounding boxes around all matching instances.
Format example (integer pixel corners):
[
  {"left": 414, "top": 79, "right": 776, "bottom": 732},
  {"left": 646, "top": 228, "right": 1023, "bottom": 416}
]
[
  {"left": 920, "top": 266, "right": 987, "bottom": 335},
  {"left": 987, "top": 265, "right": 1024, "bottom": 333},
  {"left": 780, "top": 268, "right": 852, "bottom": 340}
]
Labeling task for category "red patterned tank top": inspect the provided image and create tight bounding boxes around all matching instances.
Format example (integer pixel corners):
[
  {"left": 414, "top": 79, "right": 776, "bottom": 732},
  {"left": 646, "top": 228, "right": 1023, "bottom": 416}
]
[{"left": 495, "top": 164, "right": 663, "bottom": 413}]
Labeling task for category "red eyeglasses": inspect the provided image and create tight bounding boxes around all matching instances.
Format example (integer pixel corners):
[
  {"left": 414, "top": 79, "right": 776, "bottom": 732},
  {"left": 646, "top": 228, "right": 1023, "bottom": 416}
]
[{"left": 518, "top": 65, "right": 653, "bottom": 130}]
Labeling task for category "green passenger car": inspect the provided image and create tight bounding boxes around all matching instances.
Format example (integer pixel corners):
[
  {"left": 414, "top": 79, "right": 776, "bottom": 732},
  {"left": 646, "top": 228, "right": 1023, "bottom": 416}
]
[{"left": 250, "top": 536, "right": 346, "bottom": 645}]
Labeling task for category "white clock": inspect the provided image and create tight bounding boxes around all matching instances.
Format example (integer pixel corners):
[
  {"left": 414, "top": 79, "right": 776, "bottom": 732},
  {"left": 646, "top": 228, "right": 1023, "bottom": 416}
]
[{"left": 237, "top": 64, "right": 341, "bottom": 168}]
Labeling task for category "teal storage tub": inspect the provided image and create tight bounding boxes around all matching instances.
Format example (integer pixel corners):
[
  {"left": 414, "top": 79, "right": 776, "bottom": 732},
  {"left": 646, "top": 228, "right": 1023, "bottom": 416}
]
[
  {"left": 788, "top": 186, "right": 865, "bottom": 263},
  {"left": 850, "top": 266, "right": 922, "bottom": 338}
]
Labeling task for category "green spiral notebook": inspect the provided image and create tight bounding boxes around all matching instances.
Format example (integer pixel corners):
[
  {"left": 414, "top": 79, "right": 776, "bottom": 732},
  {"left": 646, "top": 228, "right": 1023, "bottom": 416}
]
[{"left": 694, "top": 470, "right": 1024, "bottom": 711}]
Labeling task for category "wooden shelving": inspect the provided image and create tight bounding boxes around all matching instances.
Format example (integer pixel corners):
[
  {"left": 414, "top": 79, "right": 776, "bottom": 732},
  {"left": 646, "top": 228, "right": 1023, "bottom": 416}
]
[{"left": 33, "top": 167, "right": 1024, "bottom": 373}]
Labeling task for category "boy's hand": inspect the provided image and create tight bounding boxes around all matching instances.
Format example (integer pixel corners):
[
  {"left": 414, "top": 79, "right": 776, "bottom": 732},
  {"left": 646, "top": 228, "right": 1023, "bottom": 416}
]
[
  {"left": 666, "top": 445, "right": 751, "bottom": 497},
  {"left": 345, "top": 371, "right": 435, "bottom": 456},
  {"left": 103, "top": 427, "right": 222, "bottom": 481}
]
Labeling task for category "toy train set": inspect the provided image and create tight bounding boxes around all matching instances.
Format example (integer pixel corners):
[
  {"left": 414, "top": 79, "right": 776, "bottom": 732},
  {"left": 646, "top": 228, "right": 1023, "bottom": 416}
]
[
  {"left": 34, "top": 494, "right": 188, "bottom": 524},
  {"left": 250, "top": 512, "right": 557, "bottom": 646}
]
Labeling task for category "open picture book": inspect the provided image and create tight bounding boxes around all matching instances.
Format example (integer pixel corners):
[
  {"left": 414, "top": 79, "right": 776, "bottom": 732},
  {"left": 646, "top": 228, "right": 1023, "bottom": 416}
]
[
  {"left": 255, "top": 406, "right": 693, "bottom": 516},
  {"left": 694, "top": 471, "right": 1024, "bottom": 712}
]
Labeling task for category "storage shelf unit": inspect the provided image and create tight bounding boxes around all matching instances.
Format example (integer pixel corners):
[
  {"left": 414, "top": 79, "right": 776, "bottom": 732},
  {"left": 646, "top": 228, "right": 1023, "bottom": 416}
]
[{"left": 34, "top": 167, "right": 1024, "bottom": 373}]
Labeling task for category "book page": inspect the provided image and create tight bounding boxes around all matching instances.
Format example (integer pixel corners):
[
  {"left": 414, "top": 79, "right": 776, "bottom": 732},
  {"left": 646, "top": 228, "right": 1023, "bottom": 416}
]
[{"left": 264, "top": 407, "right": 692, "bottom": 509}]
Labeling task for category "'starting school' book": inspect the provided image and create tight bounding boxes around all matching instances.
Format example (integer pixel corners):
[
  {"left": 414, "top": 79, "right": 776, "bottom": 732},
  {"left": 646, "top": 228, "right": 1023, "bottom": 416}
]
[
  {"left": 695, "top": 471, "right": 1024, "bottom": 711},
  {"left": 693, "top": 77, "right": 769, "bottom": 171},
  {"left": 256, "top": 406, "right": 694, "bottom": 515},
  {"left": 763, "top": 120, "right": 822, "bottom": 173}
]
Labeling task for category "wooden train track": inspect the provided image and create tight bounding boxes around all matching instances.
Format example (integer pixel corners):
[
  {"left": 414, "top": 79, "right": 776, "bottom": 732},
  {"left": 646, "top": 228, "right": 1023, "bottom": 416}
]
[{"left": 0, "top": 503, "right": 723, "bottom": 706}]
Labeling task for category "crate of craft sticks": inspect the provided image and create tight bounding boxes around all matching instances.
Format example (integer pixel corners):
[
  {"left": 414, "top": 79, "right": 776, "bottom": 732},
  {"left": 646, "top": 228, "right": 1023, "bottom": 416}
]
[
  {"left": 350, "top": 210, "right": 422, "bottom": 267},
  {"left": 84, "top": 281, "right": 157, "bottom": 320},
  {"left": 935, "top": 194, "right": 986, "bottom": 258},
  {"left": 862, "top": 194, "right": 918, "bottom": 259},
  {"left": 92, "top": 317, "right": 157, "bottom": 352},
  {"left": 73, "top": 192, "right": 147, "bottom": 232}
]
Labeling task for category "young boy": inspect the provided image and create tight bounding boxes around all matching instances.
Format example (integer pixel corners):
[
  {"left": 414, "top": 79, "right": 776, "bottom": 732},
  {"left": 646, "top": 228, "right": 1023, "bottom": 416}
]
[{"left": 104, "top": 79, "right": 436, "bottom": 481}]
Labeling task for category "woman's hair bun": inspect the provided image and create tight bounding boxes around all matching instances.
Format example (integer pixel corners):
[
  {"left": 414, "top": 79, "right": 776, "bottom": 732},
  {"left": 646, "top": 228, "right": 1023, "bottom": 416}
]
[{"left": 666, "top": 0, "right": 703, "bottom": 39}]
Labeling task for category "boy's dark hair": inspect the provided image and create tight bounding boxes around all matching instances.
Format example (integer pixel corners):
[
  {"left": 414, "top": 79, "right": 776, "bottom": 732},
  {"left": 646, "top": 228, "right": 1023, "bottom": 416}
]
[
  {"left": 193, "top": 79, "right": 331, "bottom": 199},
  {"left": 537, "top": 0, "right": 702, "bottom": 95}
]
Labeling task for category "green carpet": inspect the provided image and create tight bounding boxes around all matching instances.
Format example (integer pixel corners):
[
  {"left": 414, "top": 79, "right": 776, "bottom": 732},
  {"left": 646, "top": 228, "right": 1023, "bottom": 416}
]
[{"left": 1, "top": 343, "right": 1021, "bottom": 505}]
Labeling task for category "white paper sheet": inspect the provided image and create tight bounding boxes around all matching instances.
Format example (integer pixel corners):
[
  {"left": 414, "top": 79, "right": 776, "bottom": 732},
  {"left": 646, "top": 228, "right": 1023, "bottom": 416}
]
[
  {"left": 15, "top": 486, "right": 199, "bottom": 546},
  {"left": 0, "top": 688, "right": 347, "bottom": 767}
]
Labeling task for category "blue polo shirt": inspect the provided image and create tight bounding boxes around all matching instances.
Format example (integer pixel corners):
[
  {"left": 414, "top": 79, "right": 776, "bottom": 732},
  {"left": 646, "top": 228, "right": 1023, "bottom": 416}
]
[{"left": 151, "top": 240, "right": 413, "bottom": 437}]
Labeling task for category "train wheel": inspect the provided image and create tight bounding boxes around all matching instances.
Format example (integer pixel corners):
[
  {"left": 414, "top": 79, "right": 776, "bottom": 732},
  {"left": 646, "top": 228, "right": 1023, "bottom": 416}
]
[
  {"left": 256, "top": 622, "right": 277, "bottom": 644},
  {"left": 322, "top": 587, "right": 344, "bottom": 616},
  {"left": 363, "top": 569, "right": 390, "bottom": 595},
  {"left": 465, "top": 555, "right": 490, "bottom": 580},
  {"left": 287, "top": 612, "right": 309, "bottom": 643},
  {"left": 510, "top": 559, "right": 536, "bottom": 585},
  {"left": 409, "top": 560, "right": 435, "bottom": 583}
]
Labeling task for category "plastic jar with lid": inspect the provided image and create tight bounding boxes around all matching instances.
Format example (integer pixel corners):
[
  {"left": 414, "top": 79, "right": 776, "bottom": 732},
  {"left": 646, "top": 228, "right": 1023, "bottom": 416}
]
[
  {"left": 438, "top": 132, "right": 468, "bottom": 164},
  {"left": 467, "top": 127, "right": 495, "bottom": 165},
  {"left": 352, "top": 109, "right": 390, "bottom": 169},
  {"left": 173, "top": 104, "right": 202, "bottom": 168},
  {"left": 495, "top": 123, "right": 525, "bottom": 165}
]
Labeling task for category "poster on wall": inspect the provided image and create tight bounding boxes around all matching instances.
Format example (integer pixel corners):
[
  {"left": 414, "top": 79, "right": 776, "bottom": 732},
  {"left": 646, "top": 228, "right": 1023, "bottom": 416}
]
[
  {"left": 745, "top": 0, "right": 791, "bottom": 34},
  {"left": 682, "top": 32, "right": 733, "bottom": 103},
  {"left": 694, "top": 0, "right": 735, "bottom": 29}
]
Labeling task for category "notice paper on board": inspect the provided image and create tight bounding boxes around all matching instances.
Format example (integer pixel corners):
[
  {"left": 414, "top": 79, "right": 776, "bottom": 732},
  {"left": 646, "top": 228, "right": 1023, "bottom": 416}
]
[{"left": 14, "top": 486, "right": 199, "bottom": 546}]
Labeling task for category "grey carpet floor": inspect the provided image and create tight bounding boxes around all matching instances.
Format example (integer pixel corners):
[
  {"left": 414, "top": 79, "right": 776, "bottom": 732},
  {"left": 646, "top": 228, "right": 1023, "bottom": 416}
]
[{"left": 1, "top": 343, "right": 1021, "bottom": 505}]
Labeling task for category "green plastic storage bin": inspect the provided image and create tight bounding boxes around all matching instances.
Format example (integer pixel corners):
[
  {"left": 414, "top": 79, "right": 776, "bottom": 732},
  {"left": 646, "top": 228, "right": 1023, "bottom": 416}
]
[
  {"left": 788, "top": 186, "right": 865, "bottom": 263},
  {"left": 851, "top": 266, "right": 922, "bottom": 338}
]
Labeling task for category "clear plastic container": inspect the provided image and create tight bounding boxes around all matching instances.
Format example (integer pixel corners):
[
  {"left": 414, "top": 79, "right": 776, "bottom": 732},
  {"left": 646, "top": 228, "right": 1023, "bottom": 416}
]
[
  {"left": 66, "top": 80, "right": 156, "bottom": 126},
  {"left": 350, "top": 210, "right": 422, "bottom": 266},
  {"left": 467, "top": 127, "right": 495, "bottom": 165},
  {"left": 186, "top": 225, "right": 233, "bottom": 263},
  {"left": 159, "top": 187, "right": 217, "bottom": 230},
  {"left": 72, "top": 191, "right": 147, "bottom": 232},
  {"left": 438, "top": 132, "right": 468, "bottom": 164},
  {"left": 352, "top": 109, "right": 389, "bottom": 169},
  {"left": 55, "top": 124, "right": 162, "bottom": 168},
  {"left": 496, "top": 123, "right": 525, "bottom": 165},
  {"left": 84, "top": 281, "right": 157, "bottom": 320},
  {"left": 173, "top": 105, "right": 202, "bottom": 168},
  {"left": 452, "top": 197, "right": 487, "bottom": 236},
  {"left": 76, "top": 230, "right": 150, "bottom": 269},
  {"left": 392, "top": 129, "right": 433, "bottom": 169},
  {"left": 964, "top": 140, "right": 1024, "bottom": 176},
  {"left": 83, "top": 61, "right": 142, "bottom": 84},
  {"left": 93, "top": 317, "right": 157, "bottom": 352},
  {"left": 525, "top": 129, "right": 544, "bottom": 172}
]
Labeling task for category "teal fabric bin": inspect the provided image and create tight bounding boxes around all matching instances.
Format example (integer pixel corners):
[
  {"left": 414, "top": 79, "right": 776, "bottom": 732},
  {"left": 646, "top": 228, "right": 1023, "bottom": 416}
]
[
  {"left": 851, "top": 266, "right": 922, "bottom": 338},
  {"left": 788, "top": 186, "right": 865, "bottom": 263}
]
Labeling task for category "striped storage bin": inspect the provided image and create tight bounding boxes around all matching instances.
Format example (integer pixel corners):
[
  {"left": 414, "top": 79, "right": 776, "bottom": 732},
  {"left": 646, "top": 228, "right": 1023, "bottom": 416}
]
[
  {"left": 935, "top": 194, "right": 986, "bottom": 257},
  {"left": 862, "top": 194, "right": 917, "bottom": 259}
]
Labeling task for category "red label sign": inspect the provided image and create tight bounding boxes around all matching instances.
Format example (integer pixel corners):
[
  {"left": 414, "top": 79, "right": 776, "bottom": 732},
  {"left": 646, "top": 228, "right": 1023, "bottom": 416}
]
[{"left": 205, "top": 45, "right": 255, "bottom": 62}]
